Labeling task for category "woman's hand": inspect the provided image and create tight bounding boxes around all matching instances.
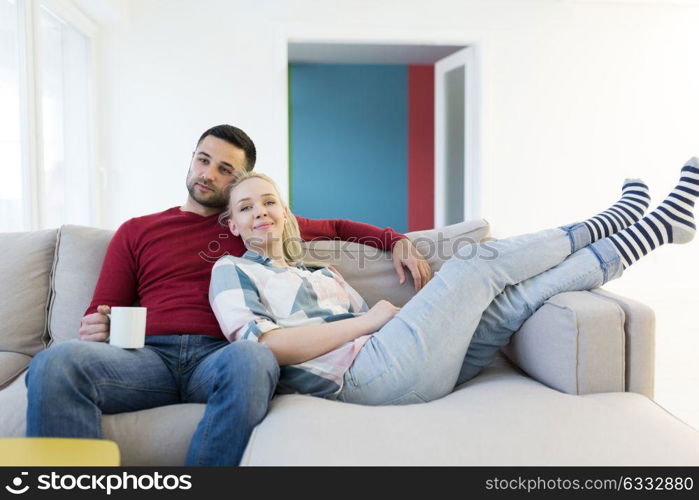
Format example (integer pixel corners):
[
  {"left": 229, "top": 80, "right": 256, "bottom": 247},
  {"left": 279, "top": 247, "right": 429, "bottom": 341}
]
[{"left": 360, "top": 300, "right": 400, "bottom": 333}]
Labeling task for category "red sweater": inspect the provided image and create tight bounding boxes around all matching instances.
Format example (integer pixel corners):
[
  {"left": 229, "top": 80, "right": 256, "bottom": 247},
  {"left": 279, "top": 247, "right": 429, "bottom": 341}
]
[{"left": 86, "top": 207, "right": 405, "bottom": 339}]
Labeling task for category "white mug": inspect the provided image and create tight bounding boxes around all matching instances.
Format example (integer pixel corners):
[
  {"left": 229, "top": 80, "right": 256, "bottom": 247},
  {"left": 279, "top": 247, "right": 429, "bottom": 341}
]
[{"left": 108, "top": 307, "right": 147, "bottom": 349}]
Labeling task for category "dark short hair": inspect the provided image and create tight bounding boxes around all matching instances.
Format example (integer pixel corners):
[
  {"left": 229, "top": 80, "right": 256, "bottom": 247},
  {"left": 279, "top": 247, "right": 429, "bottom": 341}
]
[{"left": 196, "top": 124, "right": 257, "bottom": 171}]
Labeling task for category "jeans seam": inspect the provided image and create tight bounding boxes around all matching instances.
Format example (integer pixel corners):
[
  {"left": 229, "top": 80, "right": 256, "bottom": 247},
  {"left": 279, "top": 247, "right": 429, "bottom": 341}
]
[
  {"left": 194, "top": 408, "right": 213, "bottom": 465},
  {"left": 93, "top": 381, "right": 179, "bottom": 394},
  {"left": 561, "top": 223, "right": 589, "bottom": 253},
  {"left": 178, "top": 335, "right": 189, "bottom": 374},
  {"left": 183, "top": 341, "right": 243, "bottom": 401},
  {"left": 587, "top": 244, "right": 621, "bottom": 283},
  {"left": 480, "top": 228, "right": 569, "bottom": 263},
  {"left": 544, "top": 267, "right": 603, "bottom": 302},
  {"left": 183, "top": 372, "right": 214, "bottom": 401},
  {"left": 91, "top": 405, "right": 103, "bottom": 439},
  {"left": 90, "top": 376, "right": 103, "bottom": 438},
  {"left": 347, "top": 357, "right": 393, "bottom": 389},
  {"left": 565, "top": 225, "right": 577, "bottom": 253},
  {"left": 382, "top": 390, "right": 429, "bottom": 405},
  {"left": 342, "top": 363, "right": 413, "bottom": 403}
]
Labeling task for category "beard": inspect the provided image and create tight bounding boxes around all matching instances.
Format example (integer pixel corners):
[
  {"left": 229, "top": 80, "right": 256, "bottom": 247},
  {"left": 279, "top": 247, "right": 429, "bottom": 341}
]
[{"left": 185, "top": 176, "right": 228, "bottom": 209}]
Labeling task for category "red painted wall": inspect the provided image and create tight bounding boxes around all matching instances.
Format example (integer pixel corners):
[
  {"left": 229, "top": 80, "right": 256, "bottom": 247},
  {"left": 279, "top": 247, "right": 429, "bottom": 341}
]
[{"left": 407, "top": 65, "right": 435, "bottom": 231}]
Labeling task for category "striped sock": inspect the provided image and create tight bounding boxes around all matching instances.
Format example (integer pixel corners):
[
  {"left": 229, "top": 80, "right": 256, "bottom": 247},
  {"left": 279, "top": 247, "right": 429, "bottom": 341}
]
[
  {"left": 607, "top": 157, "right": 698, "bottom": 269},
  {"left": 582, "top": 178, "right": 651, "bottom": 242}
]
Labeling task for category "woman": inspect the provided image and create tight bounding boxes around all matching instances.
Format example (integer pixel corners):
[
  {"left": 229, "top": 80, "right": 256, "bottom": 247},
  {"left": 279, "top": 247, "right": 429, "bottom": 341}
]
[{"left": 209, "top": 159, "right": 697, "bottom": 405}]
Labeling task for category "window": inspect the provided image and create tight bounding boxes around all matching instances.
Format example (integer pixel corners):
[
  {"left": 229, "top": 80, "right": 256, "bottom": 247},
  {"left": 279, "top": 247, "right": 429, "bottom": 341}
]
[
  {"left": 0, "top": 0, "right": 96, "bottom": 232},
  {"left": 0, "top": 0, "right": 25, "bottom": 231},
  {"left": 39, "top": 2, "right": 93, "bottom": 228}
]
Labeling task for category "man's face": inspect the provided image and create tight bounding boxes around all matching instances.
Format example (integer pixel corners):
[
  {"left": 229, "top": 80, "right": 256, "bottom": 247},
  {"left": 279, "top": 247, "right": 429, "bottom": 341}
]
[{"left": 186, "top": 135, "right": 248, "bottom": 210}]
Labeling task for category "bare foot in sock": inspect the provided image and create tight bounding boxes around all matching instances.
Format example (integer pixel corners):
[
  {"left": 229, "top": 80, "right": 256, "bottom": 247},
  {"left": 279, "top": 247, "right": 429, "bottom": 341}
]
[
  {"left": 605, "top": 157, "right": 698, "bottom": 268},
  {"left": 582, "top": 178, "right": 651, "bottom": 242}
]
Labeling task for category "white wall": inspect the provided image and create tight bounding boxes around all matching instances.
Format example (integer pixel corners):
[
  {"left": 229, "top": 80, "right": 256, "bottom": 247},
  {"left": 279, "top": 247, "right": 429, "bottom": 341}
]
[{"left": 94, "top": 0, "right": 699, "bottom": 429}]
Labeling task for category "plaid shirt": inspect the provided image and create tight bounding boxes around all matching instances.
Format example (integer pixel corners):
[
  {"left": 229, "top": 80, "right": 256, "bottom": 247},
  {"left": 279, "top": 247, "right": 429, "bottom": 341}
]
[{"left": 209, "top": 251, "right": 371, "bottom": 396}]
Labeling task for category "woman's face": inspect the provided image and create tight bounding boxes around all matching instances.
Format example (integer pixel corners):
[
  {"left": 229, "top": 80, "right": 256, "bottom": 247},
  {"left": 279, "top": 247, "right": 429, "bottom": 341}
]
[{"left": 227, "top": 177, "right": 288, "bottom": 251}]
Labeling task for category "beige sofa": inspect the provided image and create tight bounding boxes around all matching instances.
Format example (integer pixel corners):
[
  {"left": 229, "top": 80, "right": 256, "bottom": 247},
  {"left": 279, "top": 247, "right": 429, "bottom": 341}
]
[{"left": 1, "top": 221, "right": 699, "bottom": 465}]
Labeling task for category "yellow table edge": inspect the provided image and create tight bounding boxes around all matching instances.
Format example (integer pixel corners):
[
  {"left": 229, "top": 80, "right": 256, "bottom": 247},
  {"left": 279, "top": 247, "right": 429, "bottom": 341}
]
[{"left": 0, "top": 438, "right": 120, "bottom": 466}]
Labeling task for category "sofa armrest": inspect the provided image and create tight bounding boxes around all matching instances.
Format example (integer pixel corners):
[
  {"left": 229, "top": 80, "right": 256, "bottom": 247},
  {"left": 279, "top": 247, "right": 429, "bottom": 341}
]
[
  {"left": 0, "top": 351, "right": 32, "bottom": 390},
  {"left": 500, "top": 289, "right": 655, "bottom": 398},
  {"left": 590, "top": 289, "right": 655, "bottom": 398}
]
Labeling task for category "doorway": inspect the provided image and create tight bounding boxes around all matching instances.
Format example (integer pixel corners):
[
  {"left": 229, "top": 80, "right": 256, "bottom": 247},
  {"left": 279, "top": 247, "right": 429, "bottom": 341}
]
[{"left": 288, "top": 42, "right": 479, "bottom": 232}]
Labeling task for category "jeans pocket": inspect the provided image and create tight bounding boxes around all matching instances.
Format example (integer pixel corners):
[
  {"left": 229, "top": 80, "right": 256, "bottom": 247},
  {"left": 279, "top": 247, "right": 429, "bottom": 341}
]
[
  {"left": 382, "top": 390, "right": 429, "bottom": 406},
  {"left": 346, "top": 362, "right": 390, "bottom": 389}
]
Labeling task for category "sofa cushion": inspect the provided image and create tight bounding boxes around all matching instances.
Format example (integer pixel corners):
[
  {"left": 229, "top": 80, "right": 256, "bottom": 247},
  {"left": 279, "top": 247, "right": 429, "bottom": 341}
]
[
  {"left": 48, "top": 225, "right": 114, "bottom": 344},
  {"left": 102, "top": 404, "right": 205, "bottom": 466},
  {"left": 0, "top": 352, "right": 33, "bottom": 391},
  {"left": 502, "top": 291, "right": 626, "bottom": 396},
  {"left": 240, "top": 356, "right": 699, "bottom": 466},
  {"left": 9, "top": 350, "right": 694, "bottom": 465},
  {"left": 300, "top": 219, "right": 490, "bottom": 307},
  {"left": 0, "top": 371, "right": 28, "bottom": 437},
  {"left": 0, "top": 229, "right": 57, "bottom": 359},
  {"left": 591, "top": 289, "right": 656, "bottom": 398}
]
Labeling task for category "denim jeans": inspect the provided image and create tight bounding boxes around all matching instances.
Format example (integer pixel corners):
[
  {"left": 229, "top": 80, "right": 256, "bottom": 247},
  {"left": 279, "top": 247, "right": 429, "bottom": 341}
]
[
  {"left": 456, "top": 238, "right": 622, "bottom": 384},
  {"left": 25, "top": 335, "right": 279, "bottom": 465},
  {"left": 333, "top": 224, "right": 622, "bottom": 406}
]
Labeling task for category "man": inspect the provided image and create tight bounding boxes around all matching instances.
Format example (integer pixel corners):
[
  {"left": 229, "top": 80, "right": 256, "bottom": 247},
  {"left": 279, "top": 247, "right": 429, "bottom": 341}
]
[{"left": 25, "top": 124, "right": 432, "bottom": 465}]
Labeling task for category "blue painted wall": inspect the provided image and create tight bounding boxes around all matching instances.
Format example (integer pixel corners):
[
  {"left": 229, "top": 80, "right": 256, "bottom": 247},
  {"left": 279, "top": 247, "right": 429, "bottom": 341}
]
[{"left": 290, "top": 64, "right": 408, "bottom": 233}]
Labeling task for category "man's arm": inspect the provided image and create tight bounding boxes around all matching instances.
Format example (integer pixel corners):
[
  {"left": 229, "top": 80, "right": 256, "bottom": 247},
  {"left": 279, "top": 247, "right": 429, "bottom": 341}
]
[
  {"left": 296, "top": 216, "right": 433, "bottom": 291},
  {"left": 296, "top": 216, "right": 405, "bottom": 251},
  {"left": 80, "top": 221, "right": 139, "bottom": 342}
]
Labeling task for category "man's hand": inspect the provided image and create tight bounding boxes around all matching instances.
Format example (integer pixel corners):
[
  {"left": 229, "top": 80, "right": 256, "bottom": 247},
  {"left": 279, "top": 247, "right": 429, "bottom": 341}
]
[
  {"left": 79, "top": 305, "right": 111, "bottom": 342},
  {"left": 391, "top": 238, "right": 433, "bottom": 292}
]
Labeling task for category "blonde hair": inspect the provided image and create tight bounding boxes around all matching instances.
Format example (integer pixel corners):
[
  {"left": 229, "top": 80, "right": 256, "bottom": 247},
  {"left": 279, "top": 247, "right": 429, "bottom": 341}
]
[{"left": 220, "top": 171, "right": 304, "bottom": 264}]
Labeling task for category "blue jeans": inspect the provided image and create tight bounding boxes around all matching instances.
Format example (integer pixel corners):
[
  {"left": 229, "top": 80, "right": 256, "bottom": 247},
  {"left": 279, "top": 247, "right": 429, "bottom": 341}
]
[
  {"left": 25, "top": 335, "right": 279, "bottom": 465},
  {"left": 333, "top": 225, "right": 622, "bottom": 405},
  {"left": 456, "top": 238, "right": 623, "bottom": 384}
]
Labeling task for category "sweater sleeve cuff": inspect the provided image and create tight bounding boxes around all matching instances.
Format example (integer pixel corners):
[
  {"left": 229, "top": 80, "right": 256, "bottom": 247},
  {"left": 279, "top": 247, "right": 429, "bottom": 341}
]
[{"left": 387, "top": 230, "right": 408, "bottom": 250}]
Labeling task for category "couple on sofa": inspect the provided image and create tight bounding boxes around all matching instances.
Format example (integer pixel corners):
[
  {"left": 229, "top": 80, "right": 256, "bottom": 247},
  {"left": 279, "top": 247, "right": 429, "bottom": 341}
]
[{"left": 25, "top": 124, "right": 698, "bottom": 466}]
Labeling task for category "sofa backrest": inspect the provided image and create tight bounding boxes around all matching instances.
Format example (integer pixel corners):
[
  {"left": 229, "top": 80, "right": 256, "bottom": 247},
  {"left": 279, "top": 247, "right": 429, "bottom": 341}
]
[
  {"left": 36, "top": 219, "right": 491, "bottom": 344},
  {"left": 300, "top": 219, "right": 491, "bottom": 307},
  {"left": 0, "top": 229, "right": 57, "bottom": 388},
  {"left": 48, "top": 225, "right": 114, "bottom": 344},
  {"left": 0, "top": 229, "right": 57, "bottom": 354}
]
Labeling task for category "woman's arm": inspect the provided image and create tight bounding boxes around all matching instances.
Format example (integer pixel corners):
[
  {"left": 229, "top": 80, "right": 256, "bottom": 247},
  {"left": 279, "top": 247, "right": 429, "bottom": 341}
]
[
  {"left": 210, "top": 258, "right": 399, "bottom": 365},
  {"left": 260, "top": 300, "right": 399, "bottom": 366}
]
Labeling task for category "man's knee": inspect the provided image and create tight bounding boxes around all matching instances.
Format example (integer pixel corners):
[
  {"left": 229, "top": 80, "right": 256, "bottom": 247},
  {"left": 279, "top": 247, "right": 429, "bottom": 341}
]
[
  {"left": 215, "top": 341, "right": 279, "bottom": 386},
  {"left": 27, "top": 341, "right": 103, "bottom": 388}
]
